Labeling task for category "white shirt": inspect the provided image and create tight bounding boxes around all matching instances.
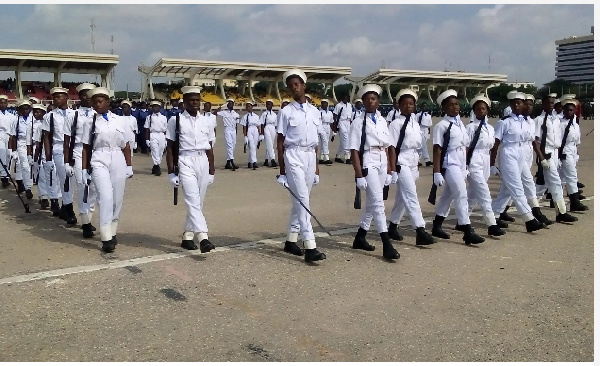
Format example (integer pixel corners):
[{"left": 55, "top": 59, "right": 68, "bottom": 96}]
[
  {"left": 122, "top": 114, "right": 139, "bottom": 143},
  {"left": 201, "top": 111, "right": 217, "bottom": 129},
  {"left": 348, "top": 112, "right": 390, "bottom": 168},
  {"left": 319, "top": 109, "right": 334, "bottom": 124},
  {"left": 261, "top": 109, "right": 278, "bottom": 126},
  {"left": 466, "top": 117, "right": 495, "bottom": 151},
  {"left": 144, "top": 113, "right": 167, "bottom": 133},
  {"left": 416, "top": 111, "right": 433, "bottom": 128},
  {"left": 559, "top": 116, "right": 580, "bottom": 155},
  {"left": 523, "top": 116, "right": 536, "bottom": 142},
  {"left": 534, "top": 111, "right": 562, "bottom": 152},
  {"left": 0, "top": 109, "right": 16, "bottom": 143},
  {"left": 242, "top": 112, "right": 261, "bottom": 127},
  {"left": 82, "top": 111, "right": 128, "bottom": 150},
  {"left": 9, "top": 115, "right": 33, "bottom": 145},
  {"left": 503, "top": 106, "right": 512, "bottom": 117},
  {"left": 32, "top": 119, "right": 43, "bottom": 144},
  {"left": 433, "top": 115, "right": 469, "bottom": 168},
  {"left": 494, "top": 114, "right": 532, "bottom": 144},
  {"left": 389, "top": 114, "right": 422, "bottom": 167},
  {"left": 216, "top": 108, "right": 240, "bottom": 129},
  {"left": 276, "top": 100, "right": 320, "bottom": 148},
  {"left": 64, "top": 107, "right": 95, "bottom": 145},
  {"left": 333, "top": 102, "right": 353, "bottom": 122},
  {"left": 166, "top": 110, "right": 215, "bottom": 152},
  {"left": 42, "top": 108, "right": 75, "bottom": 144},
  {"left": 386, "top": 109, "right": 401, "bottom": 123}
]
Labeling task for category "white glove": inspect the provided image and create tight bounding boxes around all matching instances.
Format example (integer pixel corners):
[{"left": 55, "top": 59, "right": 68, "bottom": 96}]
[
  {"left": 313, "top": 174, "right": 319, "bottom": 185},
  {"left": 168, "top": 173, "right": 179, "bottom": 188},
  {"left": 276, "top": 174, "right": 288, "bottom": 187},
  {"left": 145, "top": 140, "right": 150, "bottom": 147},
  {"left": 82, "top": 170, "right": 91, "bottom": 186},
  {"left": 490, "top": 166, "right": 500, "bottom": 176},
  {"left": 43, "top": 160, "right": 55, "bottom": 172},
  {"left": 332, "top": 132, "right": 338, "bottom": 136},
  {"left": 258, "top": 135, "right": 264, "bottom": 142},
  {"left": 10, "top": 151, "right": 18, "bottom": 160},
  {"left": 126, "top": 165, "right": 133, "bottom": 178},
  {"left": 244, "top": 136, "right": 249, "bottom": 144},
  {"left": 27, "top": 155, "right": 34, "bottom": 165},
  {"left": 540, "top": 159, "right": 550, "bottom": 170},
  {"left": 433, "top": 172, "right": 445, "bottom": 186},
  {"left": 391, "top": 171, "right": 398, "bottom": 184},
  {"left": 356, "top": 177, "right": 368, "bottom": 190},
  {"left": 384, "top": 174, "right": 392, "bottom": 186},
  {"left": 464, "top": 168, "right": 470, "bottom": 179},
  {"left": 207, "top": 174, "right": 214, "bottom": 185},
  {"left": 65, "top": 165, "right": 74, "bottom": 177},
  {"left": 133, "top": 141, "right": 138, "bottom": 149}
]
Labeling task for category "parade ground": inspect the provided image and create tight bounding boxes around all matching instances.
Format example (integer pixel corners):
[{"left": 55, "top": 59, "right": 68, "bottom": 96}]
[{"left": 0, "top": 117, "right": 594, "bottom": 362}]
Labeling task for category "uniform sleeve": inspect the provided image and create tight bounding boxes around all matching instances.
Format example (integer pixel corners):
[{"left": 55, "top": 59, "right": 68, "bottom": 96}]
[
  {"left": 208, "top": 119, "right": 216, "bottom": 143},
  {"left": 347, "top": 118, "right": 362, "bottom": 151},
  {"left": 494, "top": 120, "right": 506, "bottom": 141},
  {"left": 533, "top": 116, "right": 542, "bottom": 139},
  {"left": 81, "top": 118, "right": 93, "bottom": 146},
  {"left": 380, "top": 118, "right": 391, "bottom": 148},
  {"left": 422, "top": 114, "right": 433, "bottom": 127},
  {"left": 143, "top": 115, "right": 150, "bottom": 129},
  {"left": 465, "top": 123, "right": 475, "bottom": 145},
  {"left": 432, "top": 122, "right": 447, "bottom": 146},
  {"left": 132, "top": 118, "right": 139, "bottom": 133},
  {"left": 216, "top": 110, "right": 225, "bottom": 117},
  {"left": 42, "top": 113, "right": 51, "bottom": 132},
  {"left": 33, "top": 124, "right": 41, "bottom": 143},
  {"left": 166, "top": 116, "right": 176, "bottom": 142},
  {"left": 8, "top": 119, "right": 16, "bottom": 136},
  {"left": 388, "top": 120, "right": 400, "bottom": 147},
  {"left": 333, "top": 104, "right": 341, "bottom": 115},
  {"left": 26, "top": 124, "right": 32, "bottom": 145},
  {"left": 276, "top": 109, "right": 287, "bottom": 135}
]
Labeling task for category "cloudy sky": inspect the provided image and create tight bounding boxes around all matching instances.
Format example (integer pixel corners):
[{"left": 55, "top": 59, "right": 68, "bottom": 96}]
[{"left": 0, "top": 4, "right": 594, "bottom": 91}]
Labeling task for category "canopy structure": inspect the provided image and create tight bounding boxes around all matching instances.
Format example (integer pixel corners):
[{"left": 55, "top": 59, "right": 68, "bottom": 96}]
[
  {"left": 139, "top": 58, "right": 351, "bottom": 102},
  {"left": 0, "top": 49, "right": 119, "bottom": 100},
  {"left": 354, "top": 68, "right": 508, "bottom": 102}
]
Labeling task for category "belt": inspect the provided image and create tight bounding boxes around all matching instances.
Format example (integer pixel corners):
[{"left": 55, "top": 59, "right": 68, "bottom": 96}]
[
  {"left": 179, "top": 150, "right": 206, "bottom": 157},
  {"left": 286, "top": 145, "right": 315, "bottom": 152},
  {"left": 94, "top": 147, "right": 122, "bottom": 152},
  {"left": 447, "top": 146, "right": 465, "bottom": 152},
  {"left": 369, "top": 146, "right": 386, "bottom": 152}
]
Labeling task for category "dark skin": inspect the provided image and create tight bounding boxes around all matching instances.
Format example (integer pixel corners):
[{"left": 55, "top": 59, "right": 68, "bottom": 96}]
[
  {"left": 64, "top": 89, "right": 92, "bottom": 165},
  {"left": 277, "top": 75, "right": 319, "bottom": 177},
  {"left": 33, "top": 108, "right": 46, "bottom": 162},
  {"left": 0, "top": 98, "right": 7, "bottom": 111},
  {"left": 490, "top": 98, "right": 525, "bottom": 167},
  {"left": 213, "top": 100, "right": 237, "bottom": 133},
  {"left": 386, "top": 95, "right": 416, "bottom": 174},
  {"left": 82, "top": 95, "right": 132, "bottom": 171},
  {"left": 10, "top": 105, "right": 33, "bottom": 157},
  {"left": 433, "top": 97, "right": 460, "bottom": 174},
  {"left": 332, "top": 95, "right": 349, "bottom": 133},
  {"left": 554, "top": 102, "right": 562, "bottom": 115},
  {"left": 562, "top": 104, "right": 576, "bottom": 120},
  {"left": 167, "top": 93, "right": 215, "bottom": 176},
  {"left": 43, "top": 92, "right": 68, "bottom": 162},
  {"left": 145, "top": 104, "right": 163, "bottom": 141},
  {"left": 122, "top": 103, "right": 132, "bottom": 116}
]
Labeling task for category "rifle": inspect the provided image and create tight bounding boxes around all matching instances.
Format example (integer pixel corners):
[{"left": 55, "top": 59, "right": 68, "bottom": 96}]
[
  {"left": 535, "top": 113, "right": 549, "bottom": 185},
  {"left": 48, "top": 113, "right": 54, "bottom": 186},
  {"left": 466, "top": 118, "right": 485, "bottom": 167},
  {"left": 64, "top": 111, "right": 78, "bottom": 193},
  {"left": 354, "top": 113, "right": 368, "bottom": 209},
  {"left": 173, "top": 113, "right": 180, "bottom": 205},
  {"left": 83, "top": 115, "right": 97, "bottom": 203},
  {"left": 558, "top": 116, "right": 574, "bottom": 161},
  {"left": 428, "top": 122, "right": 453, "bottom": 205}
]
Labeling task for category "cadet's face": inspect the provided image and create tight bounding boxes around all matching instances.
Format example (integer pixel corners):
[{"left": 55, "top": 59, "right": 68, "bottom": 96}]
[
  {"left": 33, "top": 109, "right": 45, "bottom": 120},
  {"left": 18, "top": 105, "right": 32, "bottom": 117},
  {"left": 0, "top": 99, "right": 7, "bottom": 109},
  {"left": 281, "top": 102, "right": 289, "bottom": 108},
  {"left": 421, "top": 104, "right": 428, "bottom": 112},
  {"left": 362, "top": 93, "right": 379, "bottom": 112},
  {"left": 203, "top": 102, "right": 211, "bottom": 112},
  {"left": 399, "top": 97, "right": 415, "bottom": 115},
  {"left": 523, "top": 100, "right": 533, "bottom": 115},
  {"left": 122, "top": 104, "right": 131, "bottom": 114},
  {"left": 266, "top": 101, "right": 273, "bottom": 110},
  {"left": 227, "top": 101, "right": 234, "bottom": 109},
  {"left": 92, "top": 95, "right": 110, "bottom": 113},
  {"left": 184, "top": 94, "right": 201, "bottom": 113},
  {"left": 443, "top": 97, "right": 460, "bottom": 116},
  {"left": 355, "top": 101, "right": 363, "bottom": 109},
  {"left": 510, "top": 99, "right": 524, "bottom": 114},
  {"left": 563, "top": 104, "right": 575, "bottom": 119},
  {"left": 286, "top": 77, "right": 306, "bottom": 100},
  {"left": 178, "top": 102, "right": 184, "bottom": 110},
  {"left": 473, "top": 101, "right": 488, "bottom": 120},
  {"left": 246, "top": 104, "right": 253, "bottom": 112},
  {"left": 79, "top": 90, "right": 91, "bottom": 107},
  {"left": 342, "top": 96, "right": 349, "bottom": 103},
  {"left": 151, "top": 105, "right": 161, "bottom": 113},
  {"left": 554, "top": 103, "right": 562, "bottom": 113},
  {"left": 53, "top": 93, "right": 67, "bottom": 108},
  {"left": 542, "top": 98, "right": 555, "bottom": 112},
  {"left": 321, "top": 102, "right": 328, "bottom": 110}
]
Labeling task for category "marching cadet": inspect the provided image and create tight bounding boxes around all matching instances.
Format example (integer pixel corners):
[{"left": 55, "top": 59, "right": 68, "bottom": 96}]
[
  {"left": 332, "top": 94, "right": 353, "bottom": 164},
  {"left": 8, "top": 100, "right": 34, "bottom": 199},
  {"left": 430, "top": 89, "right": 485, "bottom": 245},
  {"left": 42, "top": 87, "right": 78, "bottom": 224},
  {"left": 280, "top": 99, "right": 290, "bottom": 110},
  {"left": 168, "top": 98, "right": 181, "bottom": 119},
  {"left": 351, "top": 98, "right": 364, "bottom": 121},
  {"left": 386, "top": 89, "right": 436, "bottom": 246},
  {"left": 305, "top": 94, "right": 313, "bottom": 106},
  {"left": 134, "top": 101, "right": 150, "bottom": 154},
  {"left": 416, "top": 102, "right": 433, "bottom": 166},
  {"left": 317, "top": 99, "right": 334, "bottom": 165},
  {"left": 490, "top": 91, "right": 545, "bottom": 232},
  {"left": 216, "top": 98, "right": 240, "bottom": 170},
  {"left": 121, "top": 100, "right": 138, "bottom": 157},
  {"left": 385, "top": 99, "right": 400, "bottom": 124},
  {"left": 166, "top": 86, "right": 216, "bottom": 252},
  {"left": 242, "top": 101, "right": 263, "bottom": 170},
  {"left": 201, "top": 102, "right": 217, "bottom": 148},
  {"left": 348, "top": 84, "right": 399, "bottom": 259},
  {"left": 144, "top": 100, "right": 168, "bottom": 176},
  {"left": 0, "top": 95, "right": 16, "bottom": 188},
  {"left": 464, "top": 95, "right": 506, "bottom": 236},
  {"left": 81, "top": 87, "right": 133, "bottom": 253},
  {"left": 64, "top": 83, "right": 99, "bottom": 238},
  {"left": 260, "top": 99, "right": 278, "bottom": 167},
  {"left": 558, "top": 98, "right": 587, "bottom": 212},
  {"left": 276, "top": 69, "right": 326, "bottom": 263},
  {"left": 32, "top": 104, "right": 55, "bottom": 210}
]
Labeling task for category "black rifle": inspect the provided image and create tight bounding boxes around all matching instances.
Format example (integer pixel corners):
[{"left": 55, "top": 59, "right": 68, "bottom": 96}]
[
  {"left": 64, "top": 111, "right": 78, "bottom": 193},
  {"left": 428, "top": 122, "right": 453, "bottom": 205},
  {"left": 83, "top": 115, "right": 97, "bottom": 203},
  {"left": 0, "top": 153, "right": 30, "bottom": 213},
  {"left": 558, "top": 116, "right": 574, "bottom": 161},
  {"left": 48, "top": 113, "right": 54, "bottom": 186},
  {"left": 173, "top": 113, "right": 180, "bottom": 205},
  {"left": 354, "top": 113, "right": 368, "bottom": 209},
  {"left": 535, "top": 113, "right": 550, "bottom": 185},
  {"left": 332, "top": 106, "right": 344, "bottom": 141}
]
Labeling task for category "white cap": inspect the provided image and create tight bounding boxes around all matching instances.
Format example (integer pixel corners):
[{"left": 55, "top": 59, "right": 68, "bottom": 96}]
[
  {"left": 149, "top": 100, "right": 162, "bottom": 107},
  {"left": 88, "top": 87, "right": 111, "bottom": 99},
  {"left": 395, "top": 88, "right": 417, "bottom": 101},
  {"left": 15, "top": 100, "right": 31, "bottom": 108},
  {"left": 245, "top": 101, "right": 256, "bottom": 106},
  {"left": 266, "top": 99, "right": 273, "bottom": 103},
  {"left": 50, "top": 87, "right": 69, "bottom": 95},
  {"left": 283, "top": 69, "right": 307, "bottom": 84},
  {"left": 470, "top": 95, "right": 491, "bottom": 108},
  {"left": 305, "top": 94, "right": 312, "bottom": 100},
  {"left": 76, "top": 83, "right": 96, "bottom": 93},
  {"left": 121, "top": 100, "right": 132, "bottom": 106},
  {"left": 547, "top": 93, "right": 557, "bottom": 98},
  {"left": 525, "top": 94, "right": 535, "bottom": 101},
  {"left": 28, "top": 96, "right": 41, "bottom": 103},
  {"left": 357, "top": 84, "right": 382, "bottom": 99},
  {"left": 178, "top": 99, "right": 183, "bottom": 103},
  {"left": 506, "top": 90, "right": 526, "bottom": 100},
  {"left": 321, "top": 99, "right": 329, "bottom": 104},
  {"left": 0, "top": 95, "right": 8, "bottom": 100},
  {"left": 226, "top": 98, "right": 235, "bottom": 103},
  {"left": 282, "top": 99, "right": 290, "bottom": 104},
  {"left": 436, "top": 89, "right": 458, "bottom": 106},
  {"left": 32, "top": 103, "right": 45, "bottom": 111},
  {"left": 181, "top": 86, "right": 202, "bottom": 95},
  {"left": 561, "top": 98, "right": 578, "bottom": 107}
]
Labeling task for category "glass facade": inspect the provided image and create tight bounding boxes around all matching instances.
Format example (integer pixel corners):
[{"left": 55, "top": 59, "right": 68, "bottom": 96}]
[{"left": 555, "top": 34, "right": 594, "bottom": 84}]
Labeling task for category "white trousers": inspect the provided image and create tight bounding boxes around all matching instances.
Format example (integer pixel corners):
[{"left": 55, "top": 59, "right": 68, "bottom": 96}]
[
  {"left": 491, "top": 145, "right": 531, "bottom": 216},
  {"left": 51, "top": 145, "right": 74, "bottom": 205},
  {"left": 318, "top": 123, "right": 331, "bottom": 157},
  {"left": 284, "top": 148, "right": 316, "bottom": 247},
  {"left": 247, "top": 125, "right": 259, "bottom": 164},
  {"left": 72, "top": 146, "right": 97, "bottom": 220},
  {"left": 336, "top": 120, "right": 351, "bottom": 158},
  {"left": 356, "top": 151, "right": 388, "bottom": 233},
  {"left": 0, "top": 138, "right": 8, "bottom": 178},
  {"left": 150, "top": 132, "right": 166, "bottom": 165},
  {"left": 419, "top": 127, "right": 430, "bottom": 162},
  {"left": 224, "top": 127, "right": 236, "bottom": 160},
  {"left": 559, "top": 154, "right": 579, "bottom": 195},
  {"left": 390, "top": 164, "right": 426, "bottom": 229},
  {"left": 537, "top": 150, "right": 564, "bottom": 201},
  {"left": 435, "top": 165, "right": 470, "bottom": 225},
  {"left": 467, "top": 151, "right": 494, "bottom": 218},
  {"left": 263, "top": 124, "right": 277, "bottom": 161},
  {"left": 14, "top": 142, "right": 32, "bottom": 189},
  {"left": 180, "top": 153, "right": 210, "bottom": 234},
  {"left": 91, "top": 149, "right": 126, "bottom": 241},
  {"left": 42, "top": 148, "right": 61, "bottom": 200}
]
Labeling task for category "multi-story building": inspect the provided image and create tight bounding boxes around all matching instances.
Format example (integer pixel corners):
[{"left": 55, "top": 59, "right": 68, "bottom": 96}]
[{"left": 555, "top": 31, "right": 594, "bottom": 84}]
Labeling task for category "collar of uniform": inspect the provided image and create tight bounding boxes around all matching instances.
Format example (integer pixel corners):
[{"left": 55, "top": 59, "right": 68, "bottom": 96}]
[
  {"left": 53, "top": 107, "right": 68, "bottom": 114},
  {"left": 290, "top": 100, "right": 306, "bottom": 111},
  {"left": 444, "top": 115, "right": 460, "bottom": 124},
  {"left": 181, "top": 110, "right": 199, "bottom": 118}
]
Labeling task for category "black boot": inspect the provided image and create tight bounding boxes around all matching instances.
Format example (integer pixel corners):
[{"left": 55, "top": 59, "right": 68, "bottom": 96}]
[
  {"left": 25, "top": 189, "right": 33, "bottom": 199},
  {"left": 431, "top": 215, "right": 450, "bottom": 239},
  {"left": 324, "top": 159, "right": 333, "bottom": 165},
  {"left": 112, "top": 236, "right": 118, "bottom": 246},
  {"left": 496, "top": 219, "right": 509, "bottom": 228},
  {"left": 248, "top": 162, "right": 252, "bottom": 169},
  {"left": 252, "top": 162, "right": 258, "bottom": 170},
  {"left": 181, "top": 240, "right": 198, "bottom": 250},
  {"left": 59, "top": 204, "right": 67, "bottom": 220},
  {"left": 16, "top": 180, "right": 25, "bottom": 193},
  {"left": 531, "top": 207, "right": 552, "bottom": 226},
  {"left": 50, "top": 199, "right": 60, "bottom": 216},
  {"left": 549, "top": 199, "right": 555, "bottom": 208},
  {"left": 415, "top": 227, "right": 435, "bottom": 246},
  {"left": 65, "top": 203, "right": 77, "bottom": 225},
  {"left": 577, "top": 181, "right": 585, "bottom": 189},
  {"left": 225, "top": 160, "right": 232, "bottom": 170},
  {"left": 82, "top": 224, "right": 94, "bottom": 238},
  {"left": 270, "top": 159, "right": 278, "bottom": 168},
  {"left": 345, "top": 159, "right": 352, "bottom": 164},
  {"left": 200, "top": 239, "right": 215, "bottom": 253},
  {"left": 263, "top": 159, "right": 269, "bottom": 167},
  {"left": 40, "top": 199, "right": 50, "bottom": 210},
  {"left": 381, "top": 232, "right": 400, "bottom": 260},
  {"left": 334, "top": 157, "right": 344, "bottom": 163},
  {"left": 352, "top": 227, "right": 375, "bottom": 251},
  {"left": 90, "top": 224, "right": 97, "bottom": 231},
  {"left": 569, "top": 193, "right": 588, "bottom": 211},
  {"left": 487, "top": 225, "right": 506, "bottom": 236},
  {"left": 304, "top": 248, "right": 326, "bottom": 262},
  {"left": 156, "top": 165, "right": 162, "bottom": 176},
  {"left": 151, "top": 164, "right": 157, "bottom": 175},
  {"left": 387, "top": 222, "right": 403, "bottom": 241},
  {"left": 1, "top": 177, "right": 8, "bottom": 188},
  {"left": 319, "top": 159, "right": 324, "bottom": 164},
  {"left": 231, "top": 160, "right": 238, "bottom": 170},
  {"left": 499, "top": 206, "right": 515, "bottom": 222},
  {"left": 284, "top": 241, "right": 303, "bottom": 256},
  {"left": 525, "top": 219, "right": 544, "bottom": 233},
  {"left": 461, "top": 225, "right": 485, "bottom": 244},
  {"left": 102, "top": 239, "right": 116, "bottom": 253},
  {"left": 425, "top": 161, "right": 433, "bottom": 167},
  {"left": 556, "top": 212, "right": 578, "bottom": 223},
  {"left": 578, "top": 193, "right": 586, "bottom": 200}
]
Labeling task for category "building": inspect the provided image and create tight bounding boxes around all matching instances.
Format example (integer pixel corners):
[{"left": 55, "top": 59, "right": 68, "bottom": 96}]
[{"left": 555, "top": 32, "right": 594, "bottom": 84}]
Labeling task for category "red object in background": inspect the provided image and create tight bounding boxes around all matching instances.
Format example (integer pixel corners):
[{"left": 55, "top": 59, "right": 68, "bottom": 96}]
[{"left": 575, "top": 103, "right": 582, "bottom": 117}]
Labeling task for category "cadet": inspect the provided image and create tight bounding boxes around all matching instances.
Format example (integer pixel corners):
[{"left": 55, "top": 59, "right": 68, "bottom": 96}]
[
  {"left": 0, "top": 95, "right": 16, "bottom": 188},
  {"left": 8, "top": 100, "right": 34, "bottom": 199},
  {"left": 242, "top": 101, "right": 262, "bottom": 170},
  {"left": 276, "top": 69, "right": 326, "bottom": 263},
  {"left": 32, "top": 104, "right": 56, "bottom": 210},
  {"left": 121, "top": 100, "right": 139, "bottom": 157},
  {"left": 387, "top": 89, "right": 436, "bottom": 245},
  {"left": 134, "top": 101, "right": 150, "bottom": 154},
  {"left": 201, "top": 102, "right": 217, "bottom": 148},
  {"left": 558, "top": 98, "right": 587, "bottom": 212},
  {"left": 81, "top": 87, "right": 133, "bottom": 253},
  {"left": 42, "top": 87, "right": 77, "bottom": 224},
  {"left": 216, "top": 98, "right": 240, "bottom": 170},
  {"left": 385, "top": 99, "right": 400, "bottom": 124},
  {"left": 317, "top": 99, "right": 334, "bottom": 165},
  {"left": 332, "top": 94, "right": 353, "bottom": 164},
  {"left": 348, "top": 84, "right": 399, "bottom": 259},
  {"left": 260, "top": 99, "right": 278, "bottom": 167},
  {"left": 416, "top": 102, "right": 433, "bottom": 166},
  {"left": 166, "top": 86, "right": 216, "bottom": 252},
  {"left": 168, "top": 98, "right": 181, "bottom": 119},
  {"left": 144, "top": 100, "right": 167, "bottom": 176},
  {"left": 430, "top": 89, "right": 485, "bottom": 245}
]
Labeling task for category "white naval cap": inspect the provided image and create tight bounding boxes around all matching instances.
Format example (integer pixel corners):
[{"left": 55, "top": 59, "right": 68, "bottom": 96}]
[
  {"left": 357, "top": 84, "right": 383, "bottom": 99},
  {"left": 181, "top": 86, "right": 202, "bottom": 95},
  {"left": 506, "top": 90, "right": 526, "bottom": 100},
  {"left": 395, "top": 88, "right": 417, "bottom": 101},
  {"left": 226, "top": 98, "right": 235, "bottom": 103},
  {"left": 245, "top": 100, "right": 256, "bottom": 106},
  {"left": 0, "top": 95, "right": 7, "bottom": 100},
  {"left": 15, "top": 99, "right": 31, "bottom": 108},
  {"left": 470, "top": 95, "right": 491, "bottom": 108},
  {"left": 178, "top": 99, "right": 183, "bottom": 103},
  {"left": 76, "top": 83, "right": 96, "bottom": 93},
  {"left": 561, "top": 98, "right": 578, "bottom": 107},
  {"left": 283, "top": 69, "right": 307, "bottom": 84},
  {"left": 436, "top": 89, "right": 458, "bottom": 106},
  {"left": 50, "top": 87, "right": 69, "bottom": 95},
  {"left": 121, "top": 99, "right": 132, "bottom": 106},
  {"left": 281, "top": 99, "right": 290, "bottom": 104},
  {"left": 321, "top": 99, "right": 329, "bottom": 104},
  {"left": 149, "top": 100, "right": 162, "bottom": 106},
  {"left": 305, "top": 94, "right": 313, "bottom": 100},
  {"left": 266, "top": 99, "right": 273, "bottom": 103},
  {"left": 88, "top": 87, "right": 111, "bottom": 99},
  {"left": 525, "top": 94, "right": 535, "bottom": 101},
  {"left": 32, "top": 103, "right": 45, "bottom": 111},
  {"left": 560, "top": 94, "right": 576, "bottom": 101},
  {"left": 28, "top": 96, "right": 41, "bottom": 103},
  {"left": 547, "top": 93, "right": 557, "bottom": 98}
]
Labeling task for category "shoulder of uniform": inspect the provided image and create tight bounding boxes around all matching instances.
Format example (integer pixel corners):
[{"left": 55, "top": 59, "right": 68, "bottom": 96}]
[{"left": 500, "top": 115, "right": 510, "bottom": 120}]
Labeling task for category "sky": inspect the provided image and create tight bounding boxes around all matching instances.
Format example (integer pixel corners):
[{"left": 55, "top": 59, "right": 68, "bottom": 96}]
[{"left": 0, "top": 4, "right": 594, "bottom": 91}]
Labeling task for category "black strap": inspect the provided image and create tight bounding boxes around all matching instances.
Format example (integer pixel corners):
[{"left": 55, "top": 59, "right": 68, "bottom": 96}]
[
  {"left": 174, "top": 113, "right": 180, "bottom": 173},
  {"left": 391, "top": 109, "right": 396, "bottom": 121},
  {"left": 394, "top": 115, "right": 411, "bottom": 155},
  {"left": 49, "top": 113, "right": 54, "bottom": 160},
  {"left": 439, "top": 122, "right": 454, "bottom": 174},
  {"left": 539, "top": 112, "right": 549, "bottom": 155},
  {"left": 15, "top": 116, "right": 20, "bottom": 139},
  {"left": 358, "top": 113, "right": 367, "bottom": 173},
  {"left": 90, "top": 114, "right": 97, "bottom": 150},
  {"left": 68, "top": 111, "right": 78, "bottom": 166},
  {"left": 466, "top": 120, "right": 485, "bottom": 166},
  {"left": 418, "top": 111, "right": 425, "bottom": 126},
  {"left": 558, "top": 117, "right": 573, "bottom": 160}
]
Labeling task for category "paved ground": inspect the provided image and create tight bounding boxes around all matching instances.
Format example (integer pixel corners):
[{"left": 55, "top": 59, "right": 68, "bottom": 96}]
[{"left": 0, "top": 116, "right": 594, "bottom": 361}]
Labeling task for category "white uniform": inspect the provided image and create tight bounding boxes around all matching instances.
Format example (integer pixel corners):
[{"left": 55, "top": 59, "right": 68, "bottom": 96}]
[
  {"left": 64, "top": 107, "right": 97, "bottom": 224},
  {"left": 33, "top": 119, "right": 59, "bottom": 200},
  {"left": 318, "top": 108, "right": 334, "bottom": 159},
  {"left": 82, "top": 112, "right": 129, "bottom": 242},
  {"left": 465, "top": 117, "right": 497, "bottom": 226},
  {"left": 503, "top": 106, "right": 512, "bottom": 117},
  {"left": 260, "top": 109, "right": 278, "bottom": 161},
  {"left": 416, "top": 111, "right": 433, "bottom": 162},
  {"left": 388, "top": 114, "right": 427, "bottom": 229},
  {"left": 277, "top": 100, "right": 320, "bottom": 248},
  {"left": 216, "top": 109, "right": 240, "bottom": 160},
  {"left": 144, "top": 113, "right": 167, "bottom": 166},
  {"left": 386, "top": 109, "right": 400, "bottom": 124},
  {"left": 433, "top": 115, "right": 471, "bottom": 225},
  {"left": 0, "top": 110, "right": 16, "bottom": 179},
  {"left": 167, "top": 111, "right": 215, "bottom": 238},
  {"left": 242, "top": 112, "right": 261, "bottom": 164},
  {"left": 122, "top": 114, "right": 138, "bottom": 157},
  {"left": 333, "top": 101, "right": 353, "bottom": 160},
  {"left": 558, "top": 116, "right": 581, "bottom": 195},
  {"left": 42, "top": 108, "right": 75, "bottom": 205},
  {"left": 9, "top": 115, "right": 33, "bottom": 189},
  {"left": 202, "top": 111, "right": 218, "bottom": 147},
  {"left": 533, "top": 111, "right": 563, "bottom": 200},
  {"left": 521, "top": 115, "right": 537, "bottom": 200}
]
